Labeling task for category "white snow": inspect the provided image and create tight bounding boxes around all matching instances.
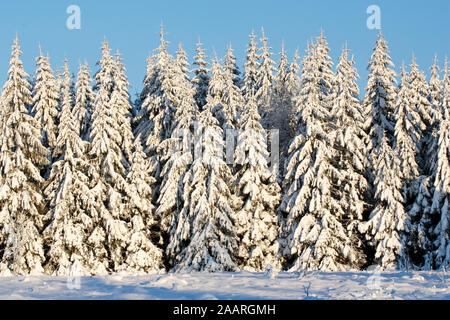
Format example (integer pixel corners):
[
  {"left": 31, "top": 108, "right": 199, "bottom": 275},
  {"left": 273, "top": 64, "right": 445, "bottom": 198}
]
[{"left": 0, "top": 271, "right": 448, "bottom": 300}]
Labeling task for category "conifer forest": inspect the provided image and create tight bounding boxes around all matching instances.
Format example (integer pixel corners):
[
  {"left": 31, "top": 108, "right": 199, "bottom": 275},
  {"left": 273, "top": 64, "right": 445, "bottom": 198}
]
[{"left": 0, "top": 26, "right": 448, "bottom": 277}]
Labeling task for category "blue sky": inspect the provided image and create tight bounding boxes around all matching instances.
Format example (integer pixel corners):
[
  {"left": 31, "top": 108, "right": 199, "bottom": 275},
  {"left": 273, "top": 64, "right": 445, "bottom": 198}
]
[{"left": 0, "top": 0, "right": 449, "bottom": 99}]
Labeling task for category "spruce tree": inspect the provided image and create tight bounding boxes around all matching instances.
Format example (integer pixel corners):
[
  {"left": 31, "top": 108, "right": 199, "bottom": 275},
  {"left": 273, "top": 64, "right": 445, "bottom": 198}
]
[
  {"left": 224, "top": 43, "right": 242, "bottom": 88},
  {"left": 233, "top": 93, "right": 281, "bottom": 271},
  {"left": 192, "top": 39, "right": 210, "bottom": 110},
  {"left": 330, "top": 45, "right": 369, "bottom": 265},
  {"left": 124, "top": 138, "right": 163, "bottom": 272},
  {"left": 256, "top": 28, "right": 276, "bottom": 129},
  {"left": 89, "top": 39, "right": 132, "bottom": 273},
  {"left": 359, "top": 137, "right": 411, "bottom": 269},
  {"left": 31, "top": 46, "right": 59, "bottom": 165},
  {"left": 0, "top": 36, "right": 49, "bottom": 275},
  {"left": 43, "top": 59, "right": 100, "bottom": 276},
  {"left": 176, "top": 43, "right": 190, "bottom": 81},
  {"left": 431, "top": 65, "right": 449, "bottom": 269},
  {"left": 73, "top": 61, "right": 95, "bottom": 141},
  {"left": 168, "top": 88, "right": 239, "bottom": 272},
  {"left": 242, "top": 30, "right": 260, "bottom": 99},
  {"left": 272, "top": 45, "right": 299, "bottom": 157},
  {"left": 362, "top": 31, "right": 397, "bottom": 174},
  {"left": 281, "top": 33, "right": 364, "bottom": 271}
]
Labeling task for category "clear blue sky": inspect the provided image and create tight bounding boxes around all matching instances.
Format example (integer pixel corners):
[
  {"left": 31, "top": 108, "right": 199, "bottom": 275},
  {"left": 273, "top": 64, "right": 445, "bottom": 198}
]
[{"left": 0, "top": 0, "right": 449, "bottom": 99}]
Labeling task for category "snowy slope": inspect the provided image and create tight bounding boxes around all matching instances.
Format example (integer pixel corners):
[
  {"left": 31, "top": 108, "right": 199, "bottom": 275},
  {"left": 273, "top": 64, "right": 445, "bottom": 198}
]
[{"left": 0, "top": 271, "right": 448, "bottom": 300}]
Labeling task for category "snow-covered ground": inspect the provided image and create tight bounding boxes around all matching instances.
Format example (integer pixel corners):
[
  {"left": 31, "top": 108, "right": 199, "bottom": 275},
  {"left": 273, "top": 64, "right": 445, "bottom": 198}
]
[{"left": 0, "top": 271, "right": 448, "bottom": 300}]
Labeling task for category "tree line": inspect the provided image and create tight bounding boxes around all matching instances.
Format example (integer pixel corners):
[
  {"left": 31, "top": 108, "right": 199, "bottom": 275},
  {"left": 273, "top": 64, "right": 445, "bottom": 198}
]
[{"left": 0, "top": 27, "right": 448, "bottom": 276}]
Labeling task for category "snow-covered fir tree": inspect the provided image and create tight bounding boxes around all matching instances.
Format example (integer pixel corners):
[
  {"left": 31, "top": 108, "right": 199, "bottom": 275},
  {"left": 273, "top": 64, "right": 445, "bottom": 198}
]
[
  {"left": 124, "top": 137, "right": 163, "bottom": 272},
  {"left": 430, "top": 68, "right": 449, "bottom": 269},
  {"left": 89, "top": 39, "right": 132, "bottom": 273},
  {"left": 73, "top": 61, "right": 95, "bottom": 141},
  {"left": 43, "top": 58, "right": 101, "bottom": 276},
  {"left": 256, "top": 28, "right": 276, "bottom": 129},
  {"left": 134, "top": 26, "right": 180, "bottom": 174},
  {"left": 233, "top": 93, "right": 281, "bottom": 271},
  {"left": 192, "top": 39, "right": 210, "bottom": 110},
  {"left": 155, "top": 57, "right": 198, "bottom": 251},
  {"left": 422, "top": 55, "right": 444, "bottom": 177},
  {"left": 167, "top": 90, "right": 239, "bottom": 272},
  {"left": 330, "top": 45, "right": 369, "bottom": 262},
  {"left": 394, "top": 62, "right": 424, "bottom": 196},
  {"left": 272, "top": 45, "right": 299, "bottom": 156},
  {"left": 206, "top": 58, "right": 243, "bottom": 130},
  {"left": 31, "top": 46, "right": 59, "bottom": 162},
  {"left": 111, "top": 50, "right": 134, "bottom": 163},
  {"left": 224, "top": 43, "right": 242, "bottom": 88},
  {"left": 428, "top": 55, "right": 443, "bottom": 121},
  {"left": 359, "top": 136, "right": 410, "bottom": 269},
  {"left": 0, "top": 36, "right": 49, "bottom": 275},
  {"left": 242, "top": 30, "right": 260, "bottom": 99},
  {"left": 362, "top": 31, "right": 397, "bottom": 174},
  {"left": 407, "top": 56, "right": 433, "bottom": 176},
  {"left": 176, "top": 43, "right": 190, "bottom": 81},
  {"left": 281, "top": 33, "right": 365, "bottom": 271}
]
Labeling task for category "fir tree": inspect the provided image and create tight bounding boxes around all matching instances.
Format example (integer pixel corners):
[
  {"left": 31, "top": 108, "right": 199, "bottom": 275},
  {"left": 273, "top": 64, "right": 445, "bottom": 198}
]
[
  {"left": 256, "top": 27, "right": 276, "bottom": 128},
  {"left": 43, "top": 59, "right": 100, "bottom": 276},
  {"left": 281, "top": 33, "right": 364, "bottom": 271},
  {"left": 431, "top": 68, "right": 449, "bottom": 269},
  {"left": 73, "top": 61, "right": 95, "bottom": 141},
  {"left": 176, "top": 43, "right": 190, "bottom": 81},
  {"left": 124, "top": 138, "right": 163, "bottom": 272},
  {"left": 192, "top": 39, "right": 210, "bottom": 110},
  {"left": 242, "top": 30, "right": 260, "bottom": 99},
  {"left": 224, "top": 43, "right": 242, "bottom": 88},
  {"left": 362, "top": 31, "right": 397, "bottom": 174},
  {"left": 0, "top": 36, "right": 49, "bottom": 275},
  {"left": 359, "top": 136, "right": 410, "bottom": 269},
  {"left": 168, "top": 89, "right": 239, "bottom": 272},
  {"left": 89, "top": 39, "right": 132, "bottom": 273},
  {"left": 233, "top": 93, "right": 281, "bottom": 271},
  {"left": 31, "top": 46, "right": 59, "bottom": 162},
  {"left": 330, "top": 45, "right": 369, "bottom": 264},
  {"left": 272, "top": 45, "right": 299, "bottom": 157}
]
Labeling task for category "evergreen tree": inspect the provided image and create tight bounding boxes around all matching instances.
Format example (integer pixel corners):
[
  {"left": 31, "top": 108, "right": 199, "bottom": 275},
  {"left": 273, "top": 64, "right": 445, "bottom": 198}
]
[
  {"left": 176, "top": 43, "right": 190, "bottom": 81},
  {"left": 428, "top": 55, "right": 443, "bottom": 121},
  {"left": 207, "top": 59, "right": 243, "bottom": 130},
  {"left": 394, "top": 63, "right": 423, "bottom": 196},
  {"left": 73, "top": 61, "right": 95, "bottom": 141},
  {"left": 431, "top": 67, "right": 449, "bottom": 269},
  {"left": 192, "top": 39, "right": 210, "bottom": 110},
  {"left": 256, "top": 28, "right": 276, "bottom": 128},
  {"left": 242, "top": 30, "right": 260, "bottom": 99},
  {"left": 0, "top": 36, "right": 49, "bottom": 275},
  {"left": 281, "top": 34, "right": 364, "bottom": 271},
  {"left": 224, "top": 43, "right": 242, "bottom": 88},
  {"left": 272, "top": 45, "right": 299, "bottom": 156},
  {"left": 168, "top": 89, "right": 239, "bottom": 272},
  {"left": 362, "top": 31, "right": 397, "bottom": 173},
  {"left": 89, "top": 39, "right": 132, "bottom": 273},
  {"left": 43, "top": 59, "right": 101, "bottom": 275},
  {"left": 359, "top": 136, "right": 411, "bottom": 269},
  {"left": 111, "top": 50, "right": 134, "bottom": 164},
  {"left": 156, "top": 58, "right": 198, "bottom": 251},
  {"left": 408, "top": 56, "right": 433, "bottom": 176},
  {"left": 124, "top": 138, "right": 163, "bottom": 272},
  {"left": 233, "top": 93, "right": 281, "bottom": 271},
  {"left": 330, "top": 45, "right": 369, "bottom": 264},
  {"left": 31, "top": 46, "right": 59, "bottom": 160}
]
